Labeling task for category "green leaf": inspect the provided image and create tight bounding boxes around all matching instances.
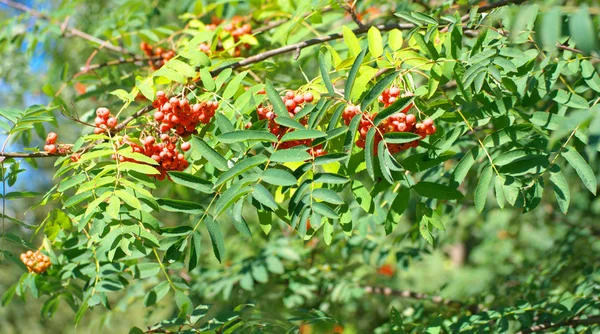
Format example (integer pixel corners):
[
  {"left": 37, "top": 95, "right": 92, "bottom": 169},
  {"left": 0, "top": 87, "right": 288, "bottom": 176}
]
[
  {"left": 389, "top": 29, "right": 404, "bottom": 51},
  {"left": 368, "top": 26, "right": 383, "bottom": 58},
  {"left": 119, "top": 162, "right": 160, "bottom": 175},
  {"left": 342, "top": 26, "right": 361, "bottom": 56},
  {"left": 373, "top": 96, "right": 415, "bottom": 126},
  {"left": 190, "top": 137, "right": 228, "bottom": 171},
  {"left": 386, "top": 186, "right": 410, "bottom": 235},
  {"left": 581, "top": 60, "right": 600, "bottom": 93},
  {"left": 217, "top": 130, "right": 277, "bottom": 143},
  {"left": 205, "top": 217, "right": 225, "bottom": 262},
  {"left": 540, "top": 7, "right": 561, "bottom": 50},
  {"left": 413, "top": 182, "right": 463, "bottom": 200},
  {"left": 561, "top": 147, "right": 597, "bottom": 195},
  {"left": 312, "top": 202, "right": 337, "bottom": 219},
  {"left": 115, "top": 189, "right": 141, "bottom": 209},
  {"left": 313, "top": 173, "right": 350, "bottom": 184},
  {"left": 550, "top": 90, "right": 589, "bottom": 110},
  {"left": 549, "top": 165, "right": 570, "bottom": 214},
  {"left": 135, "top": 76, "right": 154, "bottom": 100},
  {"left": 280, "top": 129, "right": 326, "bottom": 142},
  {"left": 360, "top": 71, "right": 399, "bottom": 110},
  {"left": 223, "top": 72, "right": 247, "bottom": 100},
  {"left": 168, "top": 172, "right": 213, "bottom": 193},
  {"left": 570, "top": 5, "right": 598, "bottom": 54},
  {"left": 345, "top": 48, "right": 367, "bottom": 101},
  {"left": 262, "top": 169, "right": 297, "bottom": 186},
  {"left": 483, "top": 124, "right": 533, "bottom": 147},
  {"left": 475, "top": 165, "right": 493, "bottom": 213},
  {"left": 265, "top": 80, "right": 288, "bottom": 118},
  {"left": 43, "top": 209, "right": 72, "bottom": 242},
  {"left": 270, "top": 149, "right": 312, "bottom": 163},
  {"left": 383, "top": 132, "right": 421, "bottom": 144},
  {"left": 365, "top": 127, "right": 376, "bottom": 180},
  {"left": 215, "top": 155, "right": 267, "bottom": 186},
  {"left": 319, "top": 49, "right": 335, "bottom": 96},
  {"left": 200, "top": 68, "right": 215, "bottom": 91},
  {"left": 157, "top": 198, "right": 204, "bottom": 214},
  {"left": 312, "top": 188, "right": 344, "bottom": 205},
  {"left": 143, "top": 281, "right": 170, "bottom": 307},
  {"left": 252, "top": 184, "right": 278, "bottom": 210},
  {"left": 452, "top": 147, "right": 479, "bottom": 185}
]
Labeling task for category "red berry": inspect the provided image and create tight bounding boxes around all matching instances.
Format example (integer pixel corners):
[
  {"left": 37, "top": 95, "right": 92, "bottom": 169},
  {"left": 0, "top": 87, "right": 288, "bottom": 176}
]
[
  {"left": 154, "top": 111, "right": 164, "bottom": 121},
  {"left": 46, "top": 132, "right": 58, "bottom": 143},
  {"left": 106, "top": 117, "right": 117, "bottom": 128},
  {"left": 46, "top": 144, "right": 57, "bottom": 154},
  {"left": 181, "top": 142, "right": 191, "bottom": 151},
  {"left": 303, "top": 92, "right": 314, "bottom": 102}
]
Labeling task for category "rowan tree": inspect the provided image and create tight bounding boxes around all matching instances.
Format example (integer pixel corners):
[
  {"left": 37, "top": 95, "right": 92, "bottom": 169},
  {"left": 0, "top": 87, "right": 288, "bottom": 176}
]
[{"left": 0, "top": 0, "right": 599, "bottom": 333}]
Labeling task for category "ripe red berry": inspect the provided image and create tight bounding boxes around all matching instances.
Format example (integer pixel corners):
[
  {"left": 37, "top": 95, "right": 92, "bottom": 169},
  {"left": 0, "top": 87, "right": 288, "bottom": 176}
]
[
  {"left": 46, "top": 144, "right": 57, "bottom": 154},
  {"left": 106, "top": 117, "right": 117, "bottom": 128},
  {"left": 181, "top": 142, "right": 191, "bottom": 151},
  {"left": 46, "top": 132, "right": 58, "bottom": 143},
  {"left": 303, "top": 92, "right": 314, "bottom": 102},
  {"left": 154, "top": 111, "right": 164, "bottom": 121}
]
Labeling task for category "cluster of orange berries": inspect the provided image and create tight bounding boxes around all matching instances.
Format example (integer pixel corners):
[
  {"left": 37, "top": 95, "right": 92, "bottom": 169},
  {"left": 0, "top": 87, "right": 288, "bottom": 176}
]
[
  {"left": 94, "top": 107, "right": 118, "bottom": 134},
  {"left": 114, "top": 134, "right": 191, "bottom": 181},
  {"left": 342, "top": 88, "right": 435, "bottom": 154},
  {"left": 44, "top": 132, "right": 59, "bottom": 154},
  {"left": 379, "top": 86, "right": 402, "bottom": 107},
  {"left": 152, "top": 91, "right": 218, "bottom": 137},
  {"left": 200, "top": 16, "right": 253, "bottom": 56},
  {"left": 140, "top": 42, "right": 175, "bottom": 70},
  {"left": 20, "top": 250, "right": 51, "bottom": 274},
  {"left": 254, "top": 90, "right": 325, "bottom": 156},
  {"left": 44, "top": 132, "right": 71, "bottom": 155}
]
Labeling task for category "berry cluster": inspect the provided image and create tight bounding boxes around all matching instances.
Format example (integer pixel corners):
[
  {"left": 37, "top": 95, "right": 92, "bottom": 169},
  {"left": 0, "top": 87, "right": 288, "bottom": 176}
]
[
  {"left": 342, "top": 104, "right": 435, "bottom": 154},
  {"left": 200, "top": 16, "right": 253, "bottom": 56},
  {"left": 94, "top": 107, "right": 118, "bottom": 134},
  {"left": 20, "top": 250, "right": 51, "bottom": 274},
  {"left": 152, "top": 91, "right": 218, "bottom": 137},
  {"left": 255, "top": 90, "right": 324, "bottom": 156},
  {"left": 44, "top": 132, "right": 71, "bottom": 155},
  {"left": 140, "top": 42, "right": 175, "bottom": 70},
  {"left": 378, "top": 86, "right": 414, "bottom": 109},
  {"left": 114, "top": 134, "right": 191, "bottom": 181},
  {"left": 44, "top": 132, "right": 58, "bottom": 154}
]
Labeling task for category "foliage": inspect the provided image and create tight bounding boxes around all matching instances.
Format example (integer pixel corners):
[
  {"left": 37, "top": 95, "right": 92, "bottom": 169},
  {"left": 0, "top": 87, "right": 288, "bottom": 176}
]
[{"left": 0, "top": 0, "right": 599, "bottom": 333}]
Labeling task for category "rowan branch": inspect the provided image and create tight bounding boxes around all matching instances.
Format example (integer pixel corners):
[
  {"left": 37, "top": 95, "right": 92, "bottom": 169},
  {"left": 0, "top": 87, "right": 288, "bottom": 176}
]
[
  {"left": 0, "top": 0, "right": 528, "bottom": 159},
  {"left": 0, "top": 0, "right": 132, "bottom": 55},
  {"left": 516, "top": 315, "right": 600, "bottom": 333},
  {"left": 363, "top": 286, "right": 479, "bottom": 310}
]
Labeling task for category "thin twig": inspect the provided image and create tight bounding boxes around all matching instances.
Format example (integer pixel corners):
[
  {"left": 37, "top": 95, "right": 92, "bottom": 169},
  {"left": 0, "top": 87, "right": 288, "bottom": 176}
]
[
  {"left": 0, "top": 0, "right": 132, "bottom": 55},
  {"left": 516, "top": 315, "right": 600, "bottom": 334}
]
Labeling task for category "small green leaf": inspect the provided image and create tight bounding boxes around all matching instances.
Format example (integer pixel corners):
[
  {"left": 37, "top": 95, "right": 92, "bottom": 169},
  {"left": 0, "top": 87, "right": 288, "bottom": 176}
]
[
  {"left": 413, "top": 182, "right": 463, "bottom": 200},
  {"left": 360, "top": 71, "right": 399, "bottom": 111},
  {"left": 157, "top": 198, "right": 204, "bottom": 214},
  {"left": 190, "top": 137, "right": 228, "bottom": 171},
  {"left": 561, "top": 147, "right": 597, "bottom": 195},
  {"left": 205, "top": 216, "right": 225, "bottom": 262},
  {"left": 345, "top": 48, "right": 367, "bottom": 101},
  {"left": 280, "top": 129, "right": 326, "bottom": 142},
  {"left": 270, "top": 149, "right": 312, "bottom": 163},
  {"left": 215, "top": 155, "right": 267, "bottom": 187},
  {"left": 368, "top": 26, "right": 383, "bottom": 58},
  {"left": 549, "top": 165, "right": 570, "bottom": 214},
  {"left": 265, "top": 80, "right": 288, "bottom": 118},
  {"left": 262, "top": 169, "right": 297, "bottom": 186},
  {"left": 373, "top": 96, "right": 415, "bottom": 125},
  {"left": 475, "top": 165, "right": 493, "bottom": 213},
  {"left": 252, "top": 184, "right": 278, "bottom": 210},
  {"left": 383, "top": 132, "right": 421, "bottom": 144},
  {"left": 200, "top": 68, "right": 216, "bottom": 91},
  {"left": 217, "top": 130, "right": 278, "bottom": 143}
]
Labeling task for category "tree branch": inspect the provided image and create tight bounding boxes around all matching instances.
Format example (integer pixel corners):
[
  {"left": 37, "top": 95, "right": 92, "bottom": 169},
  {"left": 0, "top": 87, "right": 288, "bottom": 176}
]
[
  {"left": 0, "top": 0, "right": 132, "bottom": 55},
  {"left": 0, "top": 0, "right": 528, "bottom": 159},
  {"left": 516, "top": 315, "right": 600, "bottom": 333}
]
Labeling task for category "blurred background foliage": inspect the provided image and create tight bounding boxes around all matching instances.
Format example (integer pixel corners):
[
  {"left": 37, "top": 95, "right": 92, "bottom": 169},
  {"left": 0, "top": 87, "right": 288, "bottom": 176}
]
[{"left": 1, "top": 0, "right": 599, "bottom": 333}]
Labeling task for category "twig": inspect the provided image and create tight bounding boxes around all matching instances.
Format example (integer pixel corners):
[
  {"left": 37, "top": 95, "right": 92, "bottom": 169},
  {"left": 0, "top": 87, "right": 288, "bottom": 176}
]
[
  {"left": 364, "top": 286, "right": 466, "bottom": 308},
  {"left": 0, "top": 0, "right": 132, "bottom": 55},
  {"left": 516, "top": 315, "right": 600, "bottom": 334},
  {"left": 440, "top": 0, "right": 527, "bottom": 33},
  {"left": 337, "top": 0, "right": 365, "bottom": 28}
]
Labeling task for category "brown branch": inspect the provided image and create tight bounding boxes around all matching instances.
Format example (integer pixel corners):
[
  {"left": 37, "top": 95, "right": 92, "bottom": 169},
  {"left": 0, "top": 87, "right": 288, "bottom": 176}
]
[
  {"left": 440, "top": 0, "right": 527, "bottom": 33},
  {"left": 516, "top": 315, "right": 600, "bottom": 334},
  {"left": 0, "top": 0, "right": 132, "bottom": 55},
  {"left": 337, "top": 0, "right": 365, "bottom": 28}
]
